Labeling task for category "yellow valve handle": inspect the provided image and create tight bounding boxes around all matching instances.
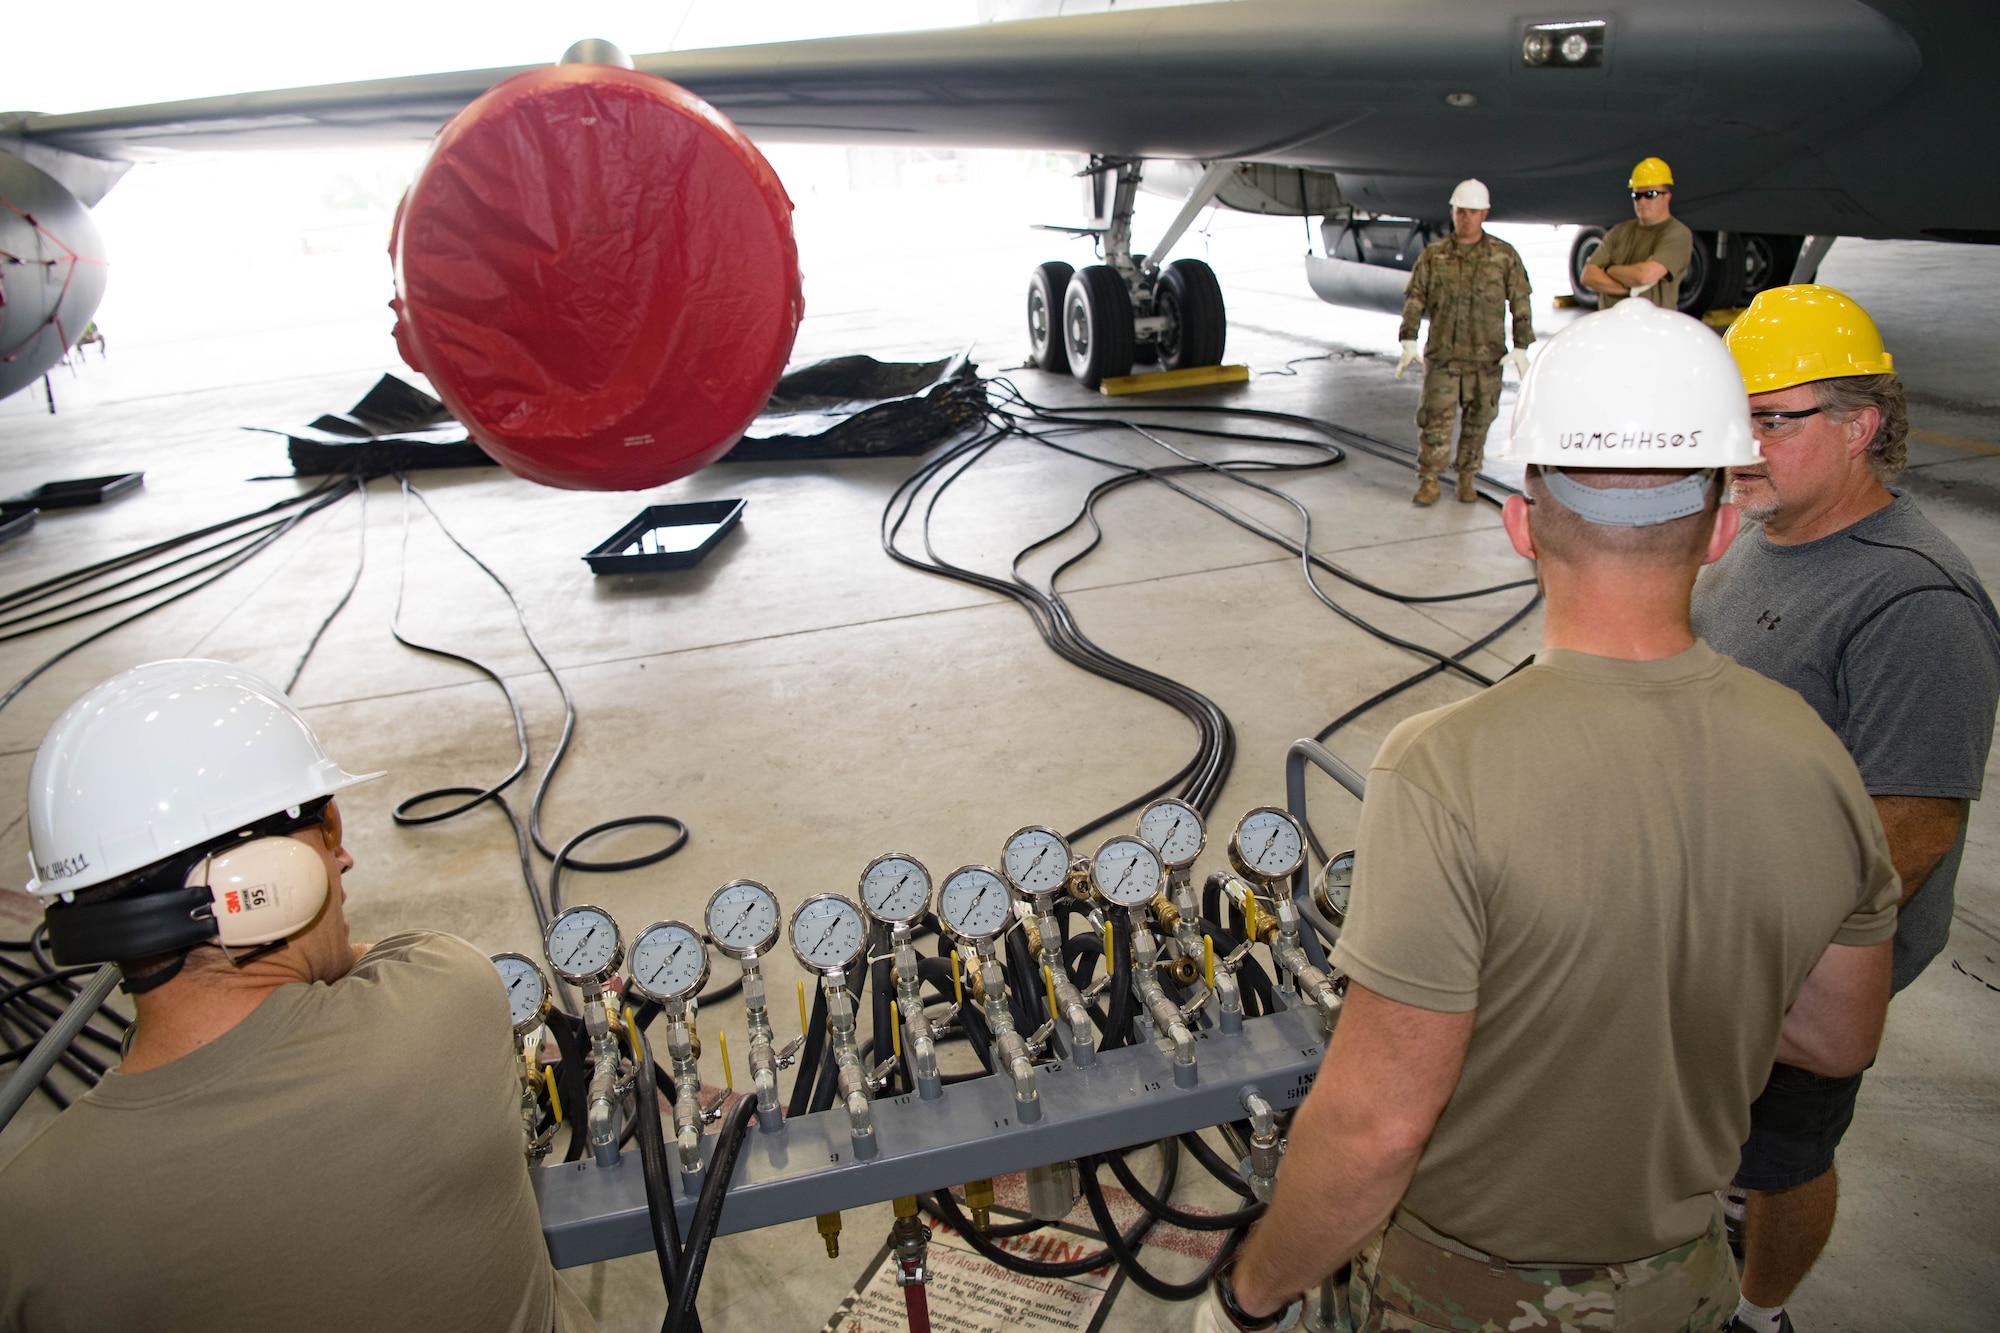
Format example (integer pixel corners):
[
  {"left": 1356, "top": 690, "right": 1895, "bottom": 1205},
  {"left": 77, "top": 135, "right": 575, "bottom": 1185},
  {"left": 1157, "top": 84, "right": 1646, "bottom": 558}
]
[
  {"left": 1103, "top": 919, "right": 1115, "bottom": 964},
  {"left": 951, "top": 952, "right": 964, "bottom": 1005},
  {"left": 1204, "top": 934, "right": 1216, "bottom": 990},
  {"left": 718, "top": 1031, "right": 734, "bottom": 1091},
  {"left": 544, "top": 1066, "right": 563, "bottom": 1123},
  {"left": 797, "top": 980, "right": 809, "bottom": 1037},
  {"left": 1043, "top": 964, "right": 1059, "bottom": 1021},
  {"left": 891, "top": 1006, "right": 903, "bottom": 1059}
]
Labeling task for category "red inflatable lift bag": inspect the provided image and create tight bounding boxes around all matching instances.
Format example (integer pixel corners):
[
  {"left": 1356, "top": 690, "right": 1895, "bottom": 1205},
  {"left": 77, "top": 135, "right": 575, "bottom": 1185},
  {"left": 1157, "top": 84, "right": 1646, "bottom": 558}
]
[{"left": 391, "top": 64, "right": 803, "bottom": 491}]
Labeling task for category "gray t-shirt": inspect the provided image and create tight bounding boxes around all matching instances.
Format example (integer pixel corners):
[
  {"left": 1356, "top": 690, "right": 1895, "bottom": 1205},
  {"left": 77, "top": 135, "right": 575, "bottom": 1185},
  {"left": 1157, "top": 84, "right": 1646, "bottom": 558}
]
[{"left": 1693, "top": 493, "right": 2000, "bottom": 990}]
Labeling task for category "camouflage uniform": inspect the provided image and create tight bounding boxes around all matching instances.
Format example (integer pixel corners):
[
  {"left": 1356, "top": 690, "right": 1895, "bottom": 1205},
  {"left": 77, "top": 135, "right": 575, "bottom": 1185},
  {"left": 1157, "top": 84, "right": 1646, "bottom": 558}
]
[
  {"left": 1347, "top": 1211, "right": 1737, "bottom": 1333},
  {"left": 1398, "top": 235, "right": 1534, "bottom": 485}
]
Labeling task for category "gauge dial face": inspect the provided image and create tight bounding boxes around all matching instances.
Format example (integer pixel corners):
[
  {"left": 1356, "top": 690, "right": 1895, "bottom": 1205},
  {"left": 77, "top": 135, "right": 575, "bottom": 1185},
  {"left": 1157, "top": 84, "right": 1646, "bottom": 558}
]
[
  {"left": 627, "top": 920, "right": 709, "bottom": 1003},
  {"left": 938, "top": 865, "right": 1012, "bottom": 941},
  {"left": 789, "top": 894, "right": 867, "bottom": 973},
  {"left": 859, "top": 853, "right": 932, "bottom": 927},
  {"left": 492, "top": 953, "right": 550, "bottom": 1033},
  {"left": 1139, "top": 798, "right": 1205, "bottom": 869},
  {"left": 1233, "top": 807, "right": 1305, "bottom": 881},
  {"left": 545, "top": 905, "right": 624, "bottom": 983},
  {"left": 1318, "top": 852, "right": 1354, "bottom": 921},
  {"left": 1090, "top": 835, "right": 1164, "bottom": 907},
  {"left": 1001, "top": 826, "right": 1070, "bottom": 897},
  {"left": 705, "top": 879, "right": 781, "bottom": 960}
]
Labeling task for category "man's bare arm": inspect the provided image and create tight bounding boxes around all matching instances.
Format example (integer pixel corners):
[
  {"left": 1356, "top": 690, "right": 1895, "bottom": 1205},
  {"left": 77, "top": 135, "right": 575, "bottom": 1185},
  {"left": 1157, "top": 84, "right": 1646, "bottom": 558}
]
[
  {"left": 1873, "top": 795, "right": 1964, "bottom": 908},
  {"left": 1230, "top": 985, "right": 1475, "bottom": 1316},
  {"left": 1776, "top": 938, "right": 1892, "bottom": 1077},
  {"left": 1605, "top": 260, "right": 1669, "bottom": 288},
  {"left": 1579, "top": 263, "right": 1625, "bottom": 295}
]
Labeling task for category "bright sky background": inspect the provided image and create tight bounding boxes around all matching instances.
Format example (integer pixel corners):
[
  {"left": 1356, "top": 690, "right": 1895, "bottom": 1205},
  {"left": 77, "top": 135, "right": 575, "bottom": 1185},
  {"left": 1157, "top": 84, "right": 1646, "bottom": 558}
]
[{"left": 5, "top": 1, "right": 980, "bottom": 115}]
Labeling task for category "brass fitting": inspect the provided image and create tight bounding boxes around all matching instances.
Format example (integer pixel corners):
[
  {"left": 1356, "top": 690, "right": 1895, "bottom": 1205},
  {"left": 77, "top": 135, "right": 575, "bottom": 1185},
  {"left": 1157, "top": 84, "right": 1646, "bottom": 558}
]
[
  {"left": 964, "top": 1178, "right": 995, "bottom": 1232},
  {"left": 1066, "top": 856, "right": 1094, "bottom": 902},
  {"left": 816, "top": 1211, "right": 842, "bottom": 1258},
  {"left": 1165, "top": 954, "right": 1200, "bottom": 987},
  {"left": 893, "top": 1194, "right": 921, "bottom": 1221},
  {"left": 1022, "top": 915, "right": 1043, "bottom": 956},
  {"left": 1153, "top": 899, "right": 1182, "bottom": 933}
]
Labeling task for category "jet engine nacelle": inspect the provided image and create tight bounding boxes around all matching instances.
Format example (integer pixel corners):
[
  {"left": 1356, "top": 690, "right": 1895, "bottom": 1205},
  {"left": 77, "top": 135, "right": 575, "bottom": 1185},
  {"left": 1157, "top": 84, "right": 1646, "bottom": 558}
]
[
  {"left": 0, "top": 153, "right": 108, "bottom": 403},
  {"left": 391, "top": 61, "right": 803, "bottom": 491}
]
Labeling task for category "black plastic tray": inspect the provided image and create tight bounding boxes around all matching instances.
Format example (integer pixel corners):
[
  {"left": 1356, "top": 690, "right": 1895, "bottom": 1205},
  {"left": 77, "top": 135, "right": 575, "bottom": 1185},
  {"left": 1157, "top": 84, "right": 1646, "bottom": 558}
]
[
  {"left": 0, "top": 507, "right": 36, "bottom": 545},
  {"left": 584, "top": 500, "right": 745, "bottom": 574},
  {"left": 5, "top": 472, "right": 144, "bottom": 508}
]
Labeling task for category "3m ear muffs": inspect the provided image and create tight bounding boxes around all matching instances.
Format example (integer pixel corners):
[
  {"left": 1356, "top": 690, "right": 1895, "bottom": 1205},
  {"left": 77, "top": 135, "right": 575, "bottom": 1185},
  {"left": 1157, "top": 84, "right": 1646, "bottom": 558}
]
[{"left": 185, "top": 837, "right": 330, "bottom": 947}]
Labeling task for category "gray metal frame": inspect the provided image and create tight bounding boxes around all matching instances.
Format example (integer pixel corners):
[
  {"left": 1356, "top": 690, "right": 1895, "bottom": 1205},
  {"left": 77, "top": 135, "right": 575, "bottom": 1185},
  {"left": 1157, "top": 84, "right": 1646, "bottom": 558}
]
[{"left": 534, "top": 1002, "right": 1329, "bottom": 1268}]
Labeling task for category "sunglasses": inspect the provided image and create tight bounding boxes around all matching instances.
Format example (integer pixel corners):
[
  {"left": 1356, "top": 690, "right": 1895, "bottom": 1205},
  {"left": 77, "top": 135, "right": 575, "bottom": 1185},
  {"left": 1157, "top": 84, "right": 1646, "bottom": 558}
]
[{"left": 1630, "top": 189, "right": 1670, "bottom": 200}]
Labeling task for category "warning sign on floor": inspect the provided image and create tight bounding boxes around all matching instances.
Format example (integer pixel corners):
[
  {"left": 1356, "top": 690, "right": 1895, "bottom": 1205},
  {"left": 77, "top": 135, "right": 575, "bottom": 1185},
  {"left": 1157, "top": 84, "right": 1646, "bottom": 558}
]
[{"left": 821, "top": 1217, "right": 1124, "bottom": 1333}]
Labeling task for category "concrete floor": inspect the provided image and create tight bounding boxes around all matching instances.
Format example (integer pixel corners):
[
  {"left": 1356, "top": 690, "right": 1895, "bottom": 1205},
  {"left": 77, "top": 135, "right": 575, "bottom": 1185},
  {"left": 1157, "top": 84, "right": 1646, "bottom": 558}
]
[{"left": 0, "top": 162, "right": 1995, "bottom": 1330}]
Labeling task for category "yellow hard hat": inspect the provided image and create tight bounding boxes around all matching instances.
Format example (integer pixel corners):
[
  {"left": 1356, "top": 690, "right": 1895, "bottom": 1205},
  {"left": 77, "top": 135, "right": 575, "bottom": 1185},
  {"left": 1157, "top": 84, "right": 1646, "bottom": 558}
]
[
  {"left": 1628, "top": 157, "right": 1673, "bottom": 189},
  {"left": 1724, "top": 284, "right": 1895, "bottom": 394}
]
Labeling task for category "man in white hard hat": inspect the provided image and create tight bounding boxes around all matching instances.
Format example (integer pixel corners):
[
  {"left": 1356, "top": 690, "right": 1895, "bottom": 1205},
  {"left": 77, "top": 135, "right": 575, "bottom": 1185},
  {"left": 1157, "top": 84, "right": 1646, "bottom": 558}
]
[
  {"left": 1394, "top": 179, "right": 1535, "bottom": 506},
  {"left": 0, "top": 660, "right": 595, "bottom": 1333},
  {"left": 1202, "top": 301, "right": 1896, "bottom": 1333}
]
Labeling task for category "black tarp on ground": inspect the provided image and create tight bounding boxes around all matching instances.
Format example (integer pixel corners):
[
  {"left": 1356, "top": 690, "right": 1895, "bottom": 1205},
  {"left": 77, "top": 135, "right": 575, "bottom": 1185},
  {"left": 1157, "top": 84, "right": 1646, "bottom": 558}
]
[
  {"left": 259, "top": 354, "right": 983, "bottom": 476},
  {"left": 721, "top": 352, "right": 985, "bottom": 462}
]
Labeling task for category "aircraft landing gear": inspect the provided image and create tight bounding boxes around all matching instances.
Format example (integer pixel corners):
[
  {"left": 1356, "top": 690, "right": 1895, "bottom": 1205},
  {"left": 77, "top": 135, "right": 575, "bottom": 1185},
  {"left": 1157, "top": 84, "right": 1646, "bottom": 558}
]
[{"left": 1025, "top": 158, "right": 1233, "bottom": 389}]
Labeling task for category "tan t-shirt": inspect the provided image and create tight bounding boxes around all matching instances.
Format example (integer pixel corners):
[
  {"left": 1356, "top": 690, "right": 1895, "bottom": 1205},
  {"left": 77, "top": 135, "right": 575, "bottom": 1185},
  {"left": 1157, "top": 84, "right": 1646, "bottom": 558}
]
[
  {"left": 1595, "top": 216, "right": 1695, "bottom": 310},
  {"left": 0, "top": 932, "right": 595, "bottom": 1333},
  {"left": 1330, "top": 643, "right": 1897, "bottom": 1264}
]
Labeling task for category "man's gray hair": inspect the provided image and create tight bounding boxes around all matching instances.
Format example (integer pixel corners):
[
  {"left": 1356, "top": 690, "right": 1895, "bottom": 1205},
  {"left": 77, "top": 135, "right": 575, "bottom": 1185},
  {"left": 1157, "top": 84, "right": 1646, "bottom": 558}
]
[{"left": 1811, "top": 373, "right": 1907, "bottom": 482}]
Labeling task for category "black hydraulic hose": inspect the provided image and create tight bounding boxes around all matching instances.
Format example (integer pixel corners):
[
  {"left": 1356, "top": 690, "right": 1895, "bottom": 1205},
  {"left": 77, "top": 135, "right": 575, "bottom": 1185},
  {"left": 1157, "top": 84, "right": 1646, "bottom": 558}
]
[
  {"left": 1080, "top": 1155, "right": 1246, "bottom": 1301},
  {"left": 665, "top": 1095, "right": 756, "bottom": 1333},
  {"left": 870, "top": 953, "right": 897, "bottom": 1095},
  {"left": 1104, "top": 1149, "right": 1265, "bottom": 1230},
  {"left": 547, "top": 1009, "right": 595, "bottom": 1164},
  {"left": 1180, "top": 1131, "right": 1258, "bottom": 1200},
  {"left": 786, "top": 984, "right": 829, "bottom": 1118},
  {"left": 923, "top": 1134, "right": 1178, "bottom": 1279},
  {"left": 629, "top": 1018, "right": 691, "bottom": 1324},
  {"left": 1005, "top": 926, "right": 1045, "bottom": 1033},
  {"left": 1102, "top": 914, "right": 1135, "bottom": 1049}
]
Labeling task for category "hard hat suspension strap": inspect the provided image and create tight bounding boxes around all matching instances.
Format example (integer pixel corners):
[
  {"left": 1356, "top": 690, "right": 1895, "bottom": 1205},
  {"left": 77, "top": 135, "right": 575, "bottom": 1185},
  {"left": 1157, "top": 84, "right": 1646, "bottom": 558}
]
[{"left": 1538, "top": 467, "right": 1714, "bottom": 527}]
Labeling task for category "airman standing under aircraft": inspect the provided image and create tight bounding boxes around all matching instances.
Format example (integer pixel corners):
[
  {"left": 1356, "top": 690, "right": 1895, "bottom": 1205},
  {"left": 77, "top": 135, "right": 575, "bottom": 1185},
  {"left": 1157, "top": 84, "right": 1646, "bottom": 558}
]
[
  {"left": 1395, "top": 179, "right": 1534, "bottom": 507},
  {"left": 1583, "top": 157, "right": 1696, "bottom": 310}
]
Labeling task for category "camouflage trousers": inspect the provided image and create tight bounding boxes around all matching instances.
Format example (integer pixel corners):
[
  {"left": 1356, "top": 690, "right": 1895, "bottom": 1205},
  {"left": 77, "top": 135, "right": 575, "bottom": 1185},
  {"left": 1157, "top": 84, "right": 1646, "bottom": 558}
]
[
  {"left": 1415, "top": 361, "right": 1502, "bottom": 483},
  {"left": 1347, "top": 1209, "right": 1737, "bottom": 1333}
]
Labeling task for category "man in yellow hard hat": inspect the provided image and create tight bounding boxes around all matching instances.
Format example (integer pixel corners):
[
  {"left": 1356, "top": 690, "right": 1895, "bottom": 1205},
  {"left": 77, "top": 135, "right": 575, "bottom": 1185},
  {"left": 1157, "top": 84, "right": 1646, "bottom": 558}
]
[
  {"left": 1692, "top": 285, "right": 2000, "bottom": 1333},
  {"left": 1581, "top": 157, "right": 1694, "bottom": 310}
]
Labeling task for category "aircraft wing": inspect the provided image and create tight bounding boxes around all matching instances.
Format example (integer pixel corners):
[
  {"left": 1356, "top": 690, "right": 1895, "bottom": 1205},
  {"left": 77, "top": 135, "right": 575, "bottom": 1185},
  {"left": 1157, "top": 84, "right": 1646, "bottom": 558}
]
[{"left": 6, "top": 0, "right": 1995, "bottom": 238}]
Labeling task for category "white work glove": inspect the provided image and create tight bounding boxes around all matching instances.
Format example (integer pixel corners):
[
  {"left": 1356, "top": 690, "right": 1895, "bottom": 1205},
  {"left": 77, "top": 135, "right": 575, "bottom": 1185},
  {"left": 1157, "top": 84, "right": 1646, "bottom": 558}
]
[
  {"left": 1507, "top": 348, "right": 1530, "bottom": 379},
  {"left": 1624, "top": 280, "right": 1656, "bottom": 299},
  {"left": 1394, "top": 340, "right": 1419, "bottom": 380}
]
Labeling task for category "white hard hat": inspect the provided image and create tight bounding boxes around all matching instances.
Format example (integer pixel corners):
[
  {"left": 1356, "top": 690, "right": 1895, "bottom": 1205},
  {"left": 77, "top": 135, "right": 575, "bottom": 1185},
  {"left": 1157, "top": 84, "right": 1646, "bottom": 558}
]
[
  {"left": 1448, "top": 179, "right": 1491, "bottom": 210},
  {"left": 25, "top": 660, "right": 382, "bottom": 897},
  {"left": 1495, "top": 299, "right": 1760, "bottom": 468}
]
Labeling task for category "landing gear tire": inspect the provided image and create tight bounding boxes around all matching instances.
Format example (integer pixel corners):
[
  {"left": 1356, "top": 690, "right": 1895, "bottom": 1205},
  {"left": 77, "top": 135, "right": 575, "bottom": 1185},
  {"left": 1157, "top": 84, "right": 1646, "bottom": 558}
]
[
  {"left": 1027, "top": 261, "right": 1074, "bottom": 373},
  {"left": 1156, "top": 258, "right": 1226, "bottom": 371},
  {"left": 1568, "top": 227, "right": 1606, "bottom": 310},
  {"left": 1063, "top": 264, "right": 1135, "bottom": 389},
  {"left": 1677, "top": 231, "right": 1746, "bottom": 315}
]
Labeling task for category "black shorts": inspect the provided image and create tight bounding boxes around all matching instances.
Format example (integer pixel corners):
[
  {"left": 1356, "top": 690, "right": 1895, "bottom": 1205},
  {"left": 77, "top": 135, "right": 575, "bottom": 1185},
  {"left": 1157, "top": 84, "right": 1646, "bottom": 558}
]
[{"left": 1733, "top": 1062, "right": 1865, "bottom": 1192}]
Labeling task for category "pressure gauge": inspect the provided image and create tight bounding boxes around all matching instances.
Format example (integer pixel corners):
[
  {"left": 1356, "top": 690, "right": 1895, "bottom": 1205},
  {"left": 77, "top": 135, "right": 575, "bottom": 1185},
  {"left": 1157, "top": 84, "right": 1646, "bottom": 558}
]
[
  {"left": 626, "top": 920, "right": 710, "bottom": 1004},
  {"left": 1001, "top": 825, "right": 1071, "bottom": 898},
  {"left": 705, "top": 879, "right": 782, "bottom": 961},
  {"left": 859, "top": 853, "right": 932, "bottom": 928},
  {"left": 1314, "top": 851, "right": 1354, "bottom": 924},
  {"left": 492, "top": 952, "right": 551, "bottom": 1034},
  {"left": 545, "top": 905, "right": 624, "bottom": 985},
  {"left": 1090, "top": 835, "right": 1164, "bottom": 908},
  {"left": 789, "top": 894, "right": 867, "bottom": 974},
  {"left": 1231, "top": 807, "right": 1305, "bottom": 883},
  {"left": 1138, "top": 798, "right": 1205, "bottom": 869},
  {"left": 938, "top": 865, "right": 1012, "bottom": 943}
]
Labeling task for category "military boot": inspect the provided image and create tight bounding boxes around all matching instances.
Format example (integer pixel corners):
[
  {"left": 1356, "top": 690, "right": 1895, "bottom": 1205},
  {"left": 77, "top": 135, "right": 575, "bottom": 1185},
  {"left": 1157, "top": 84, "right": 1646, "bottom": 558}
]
[
  {"left": 1456, "top": 472, "right": 1478, "bottom": 503},
  {"left": 1412, "top": 475, "right": 1440, "bottom": 506}
]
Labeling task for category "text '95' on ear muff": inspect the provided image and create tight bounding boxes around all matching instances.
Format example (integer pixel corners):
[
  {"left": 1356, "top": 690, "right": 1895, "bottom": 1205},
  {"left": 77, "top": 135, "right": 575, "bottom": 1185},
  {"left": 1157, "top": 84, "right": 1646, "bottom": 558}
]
[{"left": 186, "top": 837, "right": 330, "bottom": 947}]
